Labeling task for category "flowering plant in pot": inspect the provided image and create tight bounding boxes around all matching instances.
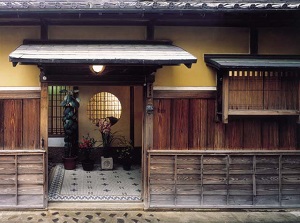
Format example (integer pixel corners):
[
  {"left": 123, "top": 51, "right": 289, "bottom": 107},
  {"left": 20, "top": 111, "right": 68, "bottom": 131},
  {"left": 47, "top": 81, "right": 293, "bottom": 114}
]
[
  {"left": 116, "top": 137, "right": 134, "bottom": 170},
  {"left": 60, "top": 88, "right": 80, "bottom": 170},
  {"left": 79, "top": 134, "right": 97, "bottom": 171}
]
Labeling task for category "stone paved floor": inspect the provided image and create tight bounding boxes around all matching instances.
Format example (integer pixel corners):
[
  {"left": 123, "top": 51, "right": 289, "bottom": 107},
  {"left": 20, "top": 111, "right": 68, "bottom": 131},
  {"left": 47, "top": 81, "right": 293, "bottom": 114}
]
[{"left": 0, "top": 210, "right": 300, "bottom": 223}]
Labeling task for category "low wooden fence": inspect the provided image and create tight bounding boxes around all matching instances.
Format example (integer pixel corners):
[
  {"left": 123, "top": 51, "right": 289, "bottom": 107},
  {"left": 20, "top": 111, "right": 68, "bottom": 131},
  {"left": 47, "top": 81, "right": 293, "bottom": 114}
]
[
  {"left": 0, "top": 151, "right": 46, "bottom": 208},
  {"left": 148, "top": 150, "right": 300, "bottom": 208}
]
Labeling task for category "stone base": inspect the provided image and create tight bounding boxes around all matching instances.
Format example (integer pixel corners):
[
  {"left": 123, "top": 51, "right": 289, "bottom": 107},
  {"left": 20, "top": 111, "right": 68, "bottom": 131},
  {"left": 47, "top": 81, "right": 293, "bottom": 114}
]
[{"left": 101, "top": 156, "right": 113, "bottom": 170}]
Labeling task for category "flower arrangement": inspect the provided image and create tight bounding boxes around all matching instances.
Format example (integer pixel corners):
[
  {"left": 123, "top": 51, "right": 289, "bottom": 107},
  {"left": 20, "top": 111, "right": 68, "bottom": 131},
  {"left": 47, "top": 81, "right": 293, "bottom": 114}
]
[
  {"left": 79, "top": 134, "right": 97, "bottom": 149},
  {"left": 79, "top": 134, "right": 97, "bottom": 161},
  {"left": 97, "top": 117, "right": 112, "bottom": 147}
]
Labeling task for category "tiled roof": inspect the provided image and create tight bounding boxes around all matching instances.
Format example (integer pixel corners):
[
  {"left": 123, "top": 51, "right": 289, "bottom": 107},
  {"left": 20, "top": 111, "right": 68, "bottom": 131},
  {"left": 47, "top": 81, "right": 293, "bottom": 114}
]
[
  {"left": 205, "top": 54, "right": 300, "bottom": 70},
  {"left": 0, "top": 1, "right": 299, "bottom": 11},
  {"left": 9, "top": 42, "right": 197, "bottom": 67}
]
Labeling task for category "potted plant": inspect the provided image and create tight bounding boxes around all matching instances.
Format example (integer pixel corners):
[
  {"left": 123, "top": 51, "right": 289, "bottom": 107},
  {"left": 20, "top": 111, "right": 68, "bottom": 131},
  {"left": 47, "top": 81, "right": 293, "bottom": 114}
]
[
  {"left": 117, "top": 137, "right": 134, "bottom": 170},
  {"left": 96, "top": 117, "right": 118, "bottom": 158},
  {"left": 79, "top": 134, "right": 97, "bottom": 171},
  {"left": 60, "top": 88, "right": 80, "bottom": 170}
]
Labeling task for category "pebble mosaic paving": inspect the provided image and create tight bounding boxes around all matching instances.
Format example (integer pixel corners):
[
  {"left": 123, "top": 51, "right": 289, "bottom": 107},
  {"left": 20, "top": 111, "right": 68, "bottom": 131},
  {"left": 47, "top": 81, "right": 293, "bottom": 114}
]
[
  {"left": 0, "top": 211, "right": 161, "bottom": 223},
  {"left": 1, "top": 210, "right": 300, "bottom": 223}
]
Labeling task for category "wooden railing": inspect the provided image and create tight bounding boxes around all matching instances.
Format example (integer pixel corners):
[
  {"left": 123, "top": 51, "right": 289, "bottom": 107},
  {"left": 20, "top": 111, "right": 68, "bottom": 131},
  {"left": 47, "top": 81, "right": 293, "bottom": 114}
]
[{"left": 148, "top": 150, "right": 300, "bottom": 208}]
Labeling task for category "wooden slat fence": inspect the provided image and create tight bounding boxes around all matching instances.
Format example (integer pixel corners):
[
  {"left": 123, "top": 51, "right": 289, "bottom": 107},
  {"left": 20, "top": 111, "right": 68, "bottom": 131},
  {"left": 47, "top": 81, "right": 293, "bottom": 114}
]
[
  {"left": 148, "top": 151, "right": 300, "bottom": 208},
  {"left": 0, "top": 151, "right": 46, "bottom": 208}
]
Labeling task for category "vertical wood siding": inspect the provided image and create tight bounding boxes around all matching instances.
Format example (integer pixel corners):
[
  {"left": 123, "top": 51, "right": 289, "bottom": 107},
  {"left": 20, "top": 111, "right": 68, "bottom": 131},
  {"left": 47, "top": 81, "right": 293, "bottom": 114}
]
[
  {"left": 4, "top": 100, "right": 23, "bottom": 150},
  {"left": 23, "top": 99, "right": 40, "bottom": 149},
  {"left": 0, "top": 99, "right": 40, "bottom": 150},
  {"left": 171, "top": 99, "right": 189, "bottom": 150},
  {"left": 153, "top": 98, "right": 299, "bottom": 150},
  {"left": 153, "top": 99, "right": 171, "bottom": 150}
]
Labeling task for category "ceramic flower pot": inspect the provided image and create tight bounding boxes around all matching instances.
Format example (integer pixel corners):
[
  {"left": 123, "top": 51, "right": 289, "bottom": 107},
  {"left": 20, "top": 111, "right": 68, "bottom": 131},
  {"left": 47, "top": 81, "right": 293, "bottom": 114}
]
[
  {"left": 122, "top": 159, "right": 132, "bottom": 170},
  {"left": 82, "top": 159, "right": 95, "bottom": 171},
  {"left": 63, "top": 156, "right": 77, "bottom": 170}
]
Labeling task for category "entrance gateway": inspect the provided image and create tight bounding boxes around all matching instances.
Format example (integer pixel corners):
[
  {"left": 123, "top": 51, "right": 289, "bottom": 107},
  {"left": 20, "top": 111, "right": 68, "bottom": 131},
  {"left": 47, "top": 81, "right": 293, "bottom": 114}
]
[{"left": 4, "top": 39, "right": 196, "bottom": 208}]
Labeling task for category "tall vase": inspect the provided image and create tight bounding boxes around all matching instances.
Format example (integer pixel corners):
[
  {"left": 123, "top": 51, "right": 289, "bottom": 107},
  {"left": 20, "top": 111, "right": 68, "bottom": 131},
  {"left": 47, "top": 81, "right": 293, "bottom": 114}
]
[
  {"left": 101, "top": 133, "right": 111, "bottom": 158},
  {"left": 102, "top": 146, "right": 110, "bottom": 158}
]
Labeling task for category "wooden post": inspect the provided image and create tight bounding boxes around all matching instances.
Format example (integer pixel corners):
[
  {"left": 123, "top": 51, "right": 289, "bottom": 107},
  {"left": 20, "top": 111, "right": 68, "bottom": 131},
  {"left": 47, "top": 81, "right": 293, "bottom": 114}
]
[
  {"left": 40, "top": 82, "right": 48, "bottom": 208},
  {"left": 298, "top": 76, "right": 300, "bottom": 124},
  {"left": 222, "top": 71, "right": 229, "bottom": 124},
  {"left": 143, "top": 82, "right": 154, "bottom": 209},
  {"left": 40, "top": 83, "right": 48, "bottom": 151},
  {"left": 40, "top": 19, "right": 48, "bottom": 40},
  {"left": 130, "top": 86, "right": 135, "bottom": 146},
  {"left": 147, "top": 22, "right": 154, "bottom": 40},
  {"left": 250, "top": 27, "right": 258, "bottom": 55},
  {"left": 226, "top": 155, "right": 230, "bottom": 205},
  {"left": 252, "top": 155, "right": 256, "bottom": 205},
  {"left": 279, "top": 155, "right": 282, "bottom": 206}
]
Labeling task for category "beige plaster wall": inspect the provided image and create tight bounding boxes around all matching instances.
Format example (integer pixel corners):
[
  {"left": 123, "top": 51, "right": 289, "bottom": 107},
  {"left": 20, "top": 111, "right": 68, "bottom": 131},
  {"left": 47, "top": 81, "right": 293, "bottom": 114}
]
[
  {"left": 0, "top": 26, "right": 40, "bottom": 86},
  {"left": 48, "top": 26, "right": 146, "bottom": 40},
  {"left": 154, "top": 26, "right": 250, "bottom": 87},
  {"left": 3, "top": 26, "right": 300, "bottom": 88}
]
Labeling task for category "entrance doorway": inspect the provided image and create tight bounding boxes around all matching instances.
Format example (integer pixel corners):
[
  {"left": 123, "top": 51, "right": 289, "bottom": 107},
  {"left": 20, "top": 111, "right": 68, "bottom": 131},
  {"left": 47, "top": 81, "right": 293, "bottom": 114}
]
[{"left": 47, "top": 85, "right": 143, "bottom": 203}]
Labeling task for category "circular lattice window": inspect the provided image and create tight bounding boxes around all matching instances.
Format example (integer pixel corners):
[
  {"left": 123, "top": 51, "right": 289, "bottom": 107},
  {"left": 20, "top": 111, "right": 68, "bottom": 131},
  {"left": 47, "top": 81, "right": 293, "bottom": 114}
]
[{"left": 87, "top": 92, "right": 122, "bottom": 125}]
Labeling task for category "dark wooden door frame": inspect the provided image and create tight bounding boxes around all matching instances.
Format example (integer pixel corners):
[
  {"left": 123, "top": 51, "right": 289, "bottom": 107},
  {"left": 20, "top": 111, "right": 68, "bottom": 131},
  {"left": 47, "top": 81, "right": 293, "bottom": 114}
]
[{"left": 39, "top": 67, "right": 155, "bottom": 208}]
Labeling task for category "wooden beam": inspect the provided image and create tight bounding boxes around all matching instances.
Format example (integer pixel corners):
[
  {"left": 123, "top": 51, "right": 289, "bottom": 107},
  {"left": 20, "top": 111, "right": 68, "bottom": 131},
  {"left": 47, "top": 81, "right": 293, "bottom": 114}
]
[
  {"left": 0, "top": 90, "right": 40, "bottom": 99},
  {"left": 153, "top": 90, "right": 216, "bottom": 99},
  {"left": 229, "top": 109, "right": 300, "bottom": 116}
]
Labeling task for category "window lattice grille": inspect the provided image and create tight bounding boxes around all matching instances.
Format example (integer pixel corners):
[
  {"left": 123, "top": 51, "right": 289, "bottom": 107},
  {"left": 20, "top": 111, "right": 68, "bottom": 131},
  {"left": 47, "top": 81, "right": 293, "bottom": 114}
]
[
  {"left": 87, "top": 92, "right": 122, "bottom": 124},
  {"left": 228, "top": 71, "right": 299, "bottom": 110},
  {"left": 48, "top": 86, "right": 73, "bottom": 136}
]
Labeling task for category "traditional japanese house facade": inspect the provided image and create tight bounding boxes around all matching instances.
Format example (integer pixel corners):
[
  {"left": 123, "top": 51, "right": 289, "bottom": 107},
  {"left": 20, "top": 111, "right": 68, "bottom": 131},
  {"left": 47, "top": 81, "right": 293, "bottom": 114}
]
[{"left": 0, "top": 0, "right": 299, "bottom": 209}]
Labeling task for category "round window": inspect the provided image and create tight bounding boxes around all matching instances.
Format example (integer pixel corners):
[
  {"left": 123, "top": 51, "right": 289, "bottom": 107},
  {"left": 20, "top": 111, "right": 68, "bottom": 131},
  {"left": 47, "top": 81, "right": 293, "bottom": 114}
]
[{"left": 87, "top": 92, "right": 122, "bottom": 125}]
